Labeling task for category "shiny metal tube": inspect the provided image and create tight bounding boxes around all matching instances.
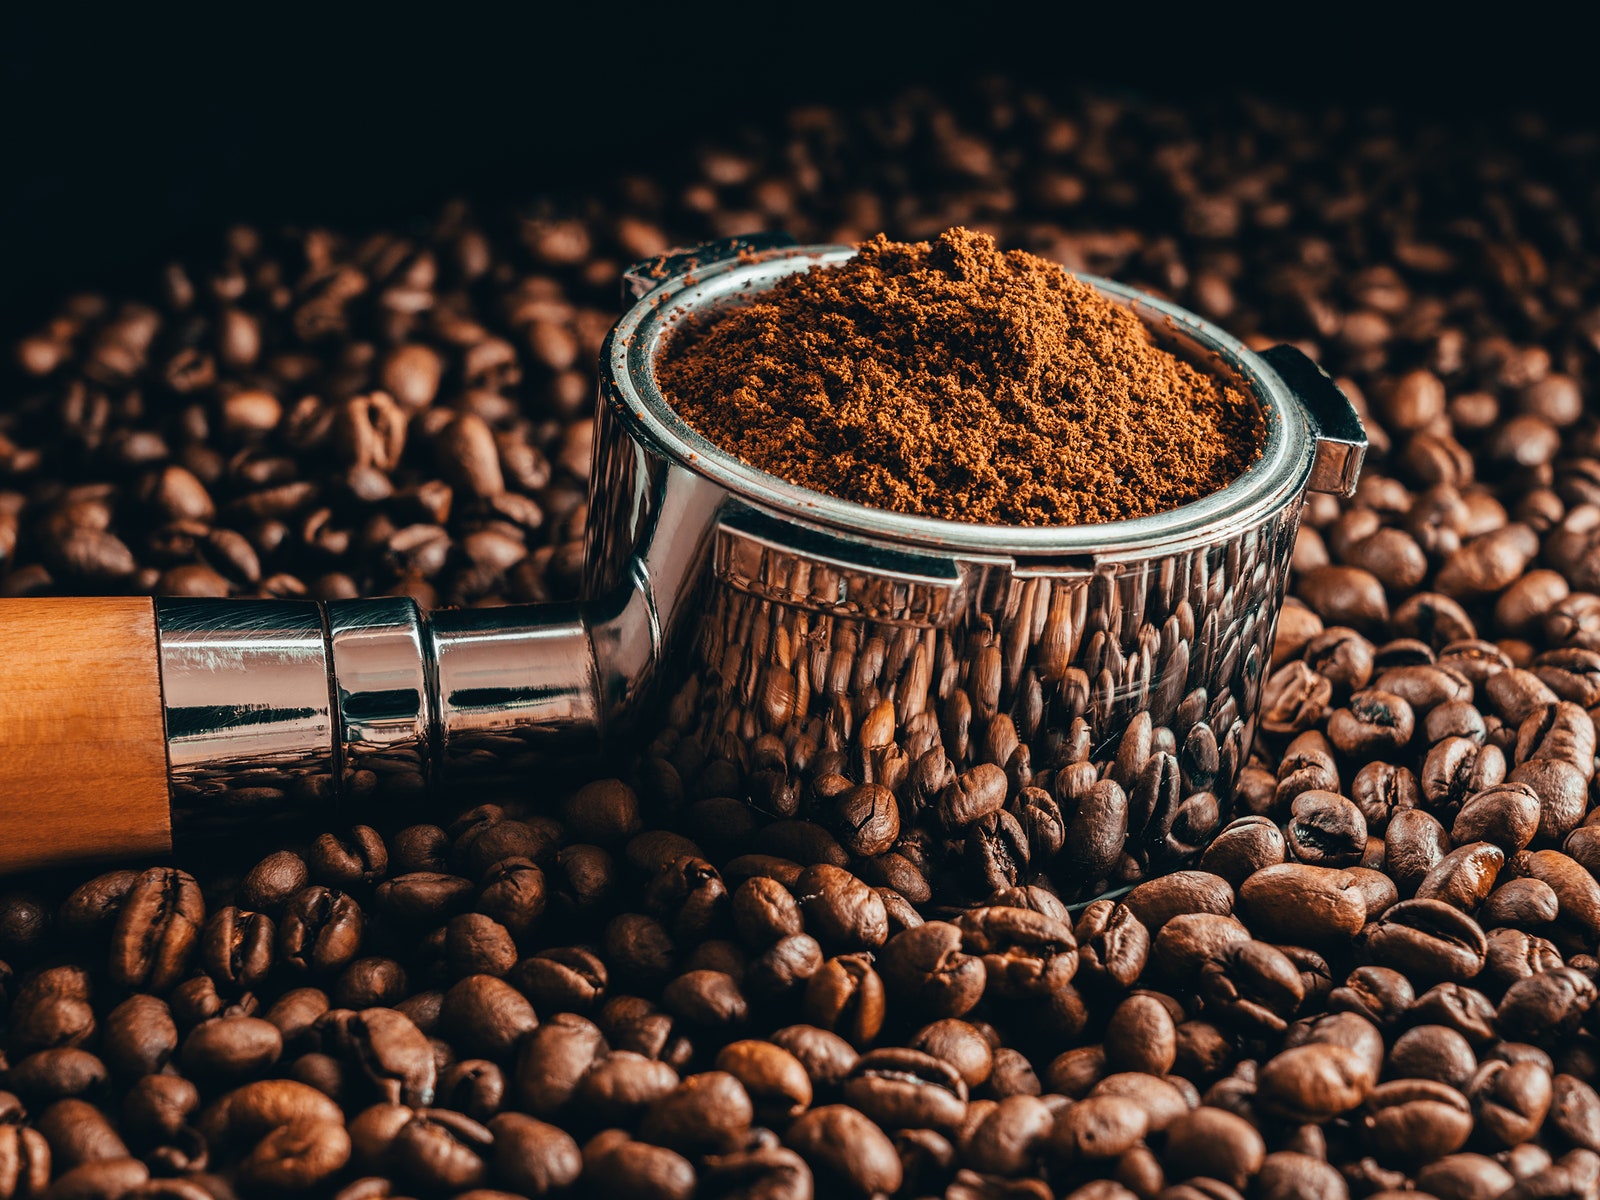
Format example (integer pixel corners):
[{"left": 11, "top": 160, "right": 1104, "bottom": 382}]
[{"left": 156, "top": 595, "right": 619, "bottom": 831}]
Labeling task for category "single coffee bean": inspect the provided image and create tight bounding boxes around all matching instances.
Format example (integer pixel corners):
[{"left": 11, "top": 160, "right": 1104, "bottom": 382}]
[
  {"left": 179, "top": 1015, "right": 283, "bottom": 1080},
  {"left": 956, "top": 906, "right": 1077, "bottom": 997},
  {"left": 1470, "top": 1059, "right": 1554, "bottom": 1147},
  {"left": 515, "top": 1015, "right": 604, "bottom": 1118},
  {"left": 910, "top": 1020, "right": 994, "bottom": 1091},
  {"left": 803, "top": 953, "right": 886, "bottom": 1046},
  {"left": 1162, "top": 1106, "right": 1266, "bottom": 1189},
  {"left": 581, "top": 1131, "right": 696, "bottom": 1200},
  {"left": 1198, "top": 940, "right": 1306, "bottom": 1034},
  {"left": 1286, "top": 791, "right": 1368, "bottom": 867},
  {"left": 487, "top": 1112, "right": 582, "bottom": 1196},
  {"left": 714, "top": 1039, "right": 812, "bottom": 1122},
  {"left": 439, "top": 975, "right": 538, "bottom": 1062},
  {"left": 1414, "top": 841, "right": 1505, "bottom": 911},
  {"left": 784, "top": 1104, "right": 902, "bottom": 1198},
  {"left": 1327, "top": 689, "right": 1415, "bottom": 757},
  {"left": 879, "top": 921, "right": 986, "bottom": 1018},
  {"left": 796, "top": 865, "right": 888, "bottom": 950},
  {"left": 110, "top": 868, "right": 204, "bottom": 992},
  {"left": 1048, "top": 1094, "right": 1149, "bottom": 1161},
  {"left": 842, "top": 1047, "right": 968, "bottom": 1131},
  {"left": 278, "top": 886, "right": 365, "bottom": 974},
  {"left": 1237, "top": 864, "right": 1367, "bottom": 944},
  {"left": 639, "top": 1070, "right": 754, "bottom": 1155},
  {"left": 1496, "top": 968, "right": 1598, "bottom": 1045},
  {"left": 1365, "top": 899, "right": 1488, "bottom": 983},
  {"left": 1366, "top": 1077, "right": 1474, "bottom": 1162},
  {"left": 1102, "top": 993, "right": 1177, "bottom": 1075}
]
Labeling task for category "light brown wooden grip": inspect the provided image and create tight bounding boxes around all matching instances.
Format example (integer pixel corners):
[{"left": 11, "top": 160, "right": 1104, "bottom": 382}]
[{"left": 0, "top": 597, "right": 172, "bottom": 872}]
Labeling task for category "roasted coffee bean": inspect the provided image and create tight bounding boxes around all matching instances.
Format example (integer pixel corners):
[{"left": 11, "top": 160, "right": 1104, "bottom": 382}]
[
  {"left": 1163, "top": 1106, "right": 1265, "bottom": 1189},
  {"left": 309, "top": 827, "right": 389, "bottom": 888},
  {"left": 1365, "top": 899, "right": 1487, "bottom": 983},
  {"left": 1076, "top": 901, "right": 1150, "bottom": 988},
  {"left": 747, "top": 933, "right": 824, "bottom": 995},
  {"left": 1415, "top": 841, "right": 1505, "bottom": 911},
  {"left": 436, "top": 1059, "right": 505, "bottom": 1123},
  {"left": 1119, "top": 871, "right": 1233, "bottom": 931},
  {"left": 201, "top": 906, "right": 274, "bottom": 992},
  {"left": 1198, "top": 940, "right": 1306, "bottom": 1034},
  {"left": 957, "top": 906, "right": 1077, "bottom": 997},
  {"left": 239, "top": 852, "right": 310, "bottom": 913},
  {"left": 731, "top": 876, "right": 803, "bottom": 948},
  {"left": 1452, "top": 782, "right": 1541, "bottom": 853},
  {"left": 439, "top": 975, "right": 538, "bottom": 1062},
  {"left": 796, "top": 865, "right": 888, "bottom": 950},
  {"left": 1385, "top": 808, "right": 1452, "bottom": 894},
  {"left": 1149, "top": 912, "right": 1250, "bottom": 981},
  {"left": 581, "top": 1130, "right": 696, "bottom": 1200},
  {"left": 1099, "top": 993, "right": 1176, "bottom": 1075},
  {"left": 1049, "top": 1094, "right": 1149, "bottom": 1161},
  {"left": 714, "top": 1039, "right": 812, "bottom": 1122},
  {"left": 179, "top": 1014, "right": 283, "bottom": 1080},
  {"left": 1237, "top": 864, "right": 1366, "bottom": 943},
  {"left": 1496, "top": 969, "right": 1598, "bottom": 1045},
  {"left": 879, "top": 921, "right": 986, "bottom": 1017},
  {"left": 784, "top": 1104, "right": 901, "bottom": 1197},
  {"left": 842, "top": 1047, "right": 968, "bottom": 1131},
  {"left": 487, "top": 1112, "right": 581, "bottom": 1196},
  {"left": 510, "top": 945, "right": 605, "bottom": 1014},
  {"left": 1285, "top": 791, "right": 1367, "bottom": 867},
  {"left": 237, "top": 1118, "right": 352, "bottom": 1191},
  {"left": 1328, "top": 690, "right": 1415, "bottom": 757},
  {"left": 515, "top": 1014, "right": 604, "bottom": 1118},
  {"left": 803, "top": 953, "right": 885, "bottom": 1046},
  {"left": 35, "top": 1097, "right": 129, "bottom": 1170},
  {"left": 278, "top": 887, "right": 365, "bottom": 974},
  {"left": 1367, "top": 1078, "right": 1474, "bottom": 1162},
  {"left": 911, "top": 1019, "right": 995, "bottom": 1090},
  {"left": 388, "top": 1109, "right": 492, "bottom": 1192},
  {"left": 110, "top": 869, "right": 204, "bottom": 992},
  {"left": 1198, "top": 817, "right": 1286, "bottom": 888},
  {"left": 0, "top": 1125, "right": 52, "bottom": 1197},
  {"left": 638, "top": 1071, "right": 754, "bottom": 1155},
  {"left": 1471, "top": 1059, "right": 1555, "bottom": 1147},
  {"left": 98, "top": 993, "right": 177, "bottom": 1079},
  {"left": 374, "top": 873, "right": 474, "bottom": 922},
  {"left": 334, "top": 957, "right": 410, "bottom": 1010}
]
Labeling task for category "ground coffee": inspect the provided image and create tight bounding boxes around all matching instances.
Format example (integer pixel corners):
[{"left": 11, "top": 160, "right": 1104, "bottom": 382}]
[{"left": 656, "top": 227, "right": 1264, "bottom": 526}]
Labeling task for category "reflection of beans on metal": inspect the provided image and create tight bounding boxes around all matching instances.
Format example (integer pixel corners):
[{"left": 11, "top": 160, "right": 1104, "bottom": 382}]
[{"left": 660, "top": 495, "right": 1299, "bottom": 904}]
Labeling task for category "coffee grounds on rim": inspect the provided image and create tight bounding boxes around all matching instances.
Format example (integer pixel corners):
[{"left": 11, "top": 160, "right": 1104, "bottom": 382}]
[{"left": 655, "top": 227, "right": 1264, "bottom": 526}]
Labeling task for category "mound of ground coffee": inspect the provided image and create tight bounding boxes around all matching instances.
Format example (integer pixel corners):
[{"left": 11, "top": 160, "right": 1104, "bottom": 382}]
[{"left": 656, "top": 227, "right": 1264, "bottom": 525}]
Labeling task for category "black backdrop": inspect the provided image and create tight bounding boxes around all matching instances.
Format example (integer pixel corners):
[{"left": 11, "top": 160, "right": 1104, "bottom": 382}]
[{"left": 4, "top": 3, "right": 1593, "bottom": 330}]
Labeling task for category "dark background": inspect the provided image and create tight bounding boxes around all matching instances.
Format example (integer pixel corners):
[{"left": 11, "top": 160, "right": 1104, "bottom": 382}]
[{"left": 3, "top": 4, "right": 1593, "bottom": 331}]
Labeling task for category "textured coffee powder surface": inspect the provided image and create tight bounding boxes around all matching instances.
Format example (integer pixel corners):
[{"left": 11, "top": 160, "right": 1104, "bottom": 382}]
[{"left": 656, "top": 227, "right": 1264, "bottom": 525}]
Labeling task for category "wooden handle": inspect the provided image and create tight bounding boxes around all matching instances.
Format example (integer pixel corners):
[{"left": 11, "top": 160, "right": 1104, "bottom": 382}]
[{"left": 0, "top": 597, "right": 172, "bottom": 873}]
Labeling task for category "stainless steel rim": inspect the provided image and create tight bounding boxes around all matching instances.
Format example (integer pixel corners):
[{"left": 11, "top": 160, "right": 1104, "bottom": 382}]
[{"left": 606, "top": 245, "right": 1314, "bottom": 559}]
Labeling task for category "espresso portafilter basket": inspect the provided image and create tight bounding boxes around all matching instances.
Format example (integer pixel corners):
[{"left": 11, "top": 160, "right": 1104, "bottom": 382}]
[{"left": 0, "top": 235, "right": 1366, "bottom": 886}]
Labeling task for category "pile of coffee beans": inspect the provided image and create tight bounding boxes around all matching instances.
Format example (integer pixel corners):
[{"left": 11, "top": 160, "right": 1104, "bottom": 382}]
[{"left": 4, "top": 86, "right": 1600, "bottom": 1199}]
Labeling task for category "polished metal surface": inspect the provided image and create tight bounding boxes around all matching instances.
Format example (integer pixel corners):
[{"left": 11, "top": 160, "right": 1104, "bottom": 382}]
[
  {"left": 429, "top": 604, "right": 604, "bottom": 790},
  {"left": 327, "top": 597, "right": 433, "bottom": 805},
  {"left": 591, "top": 242, "right": 1368, "bottom": 904},
  {"left": 156, "top": 597, "right": 336, "bottom": 833}
]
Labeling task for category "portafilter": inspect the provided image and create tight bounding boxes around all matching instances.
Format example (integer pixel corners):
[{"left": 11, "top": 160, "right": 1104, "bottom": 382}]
[{"left": 0, "top": 234, "right": 1365, "bottom": 883}]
